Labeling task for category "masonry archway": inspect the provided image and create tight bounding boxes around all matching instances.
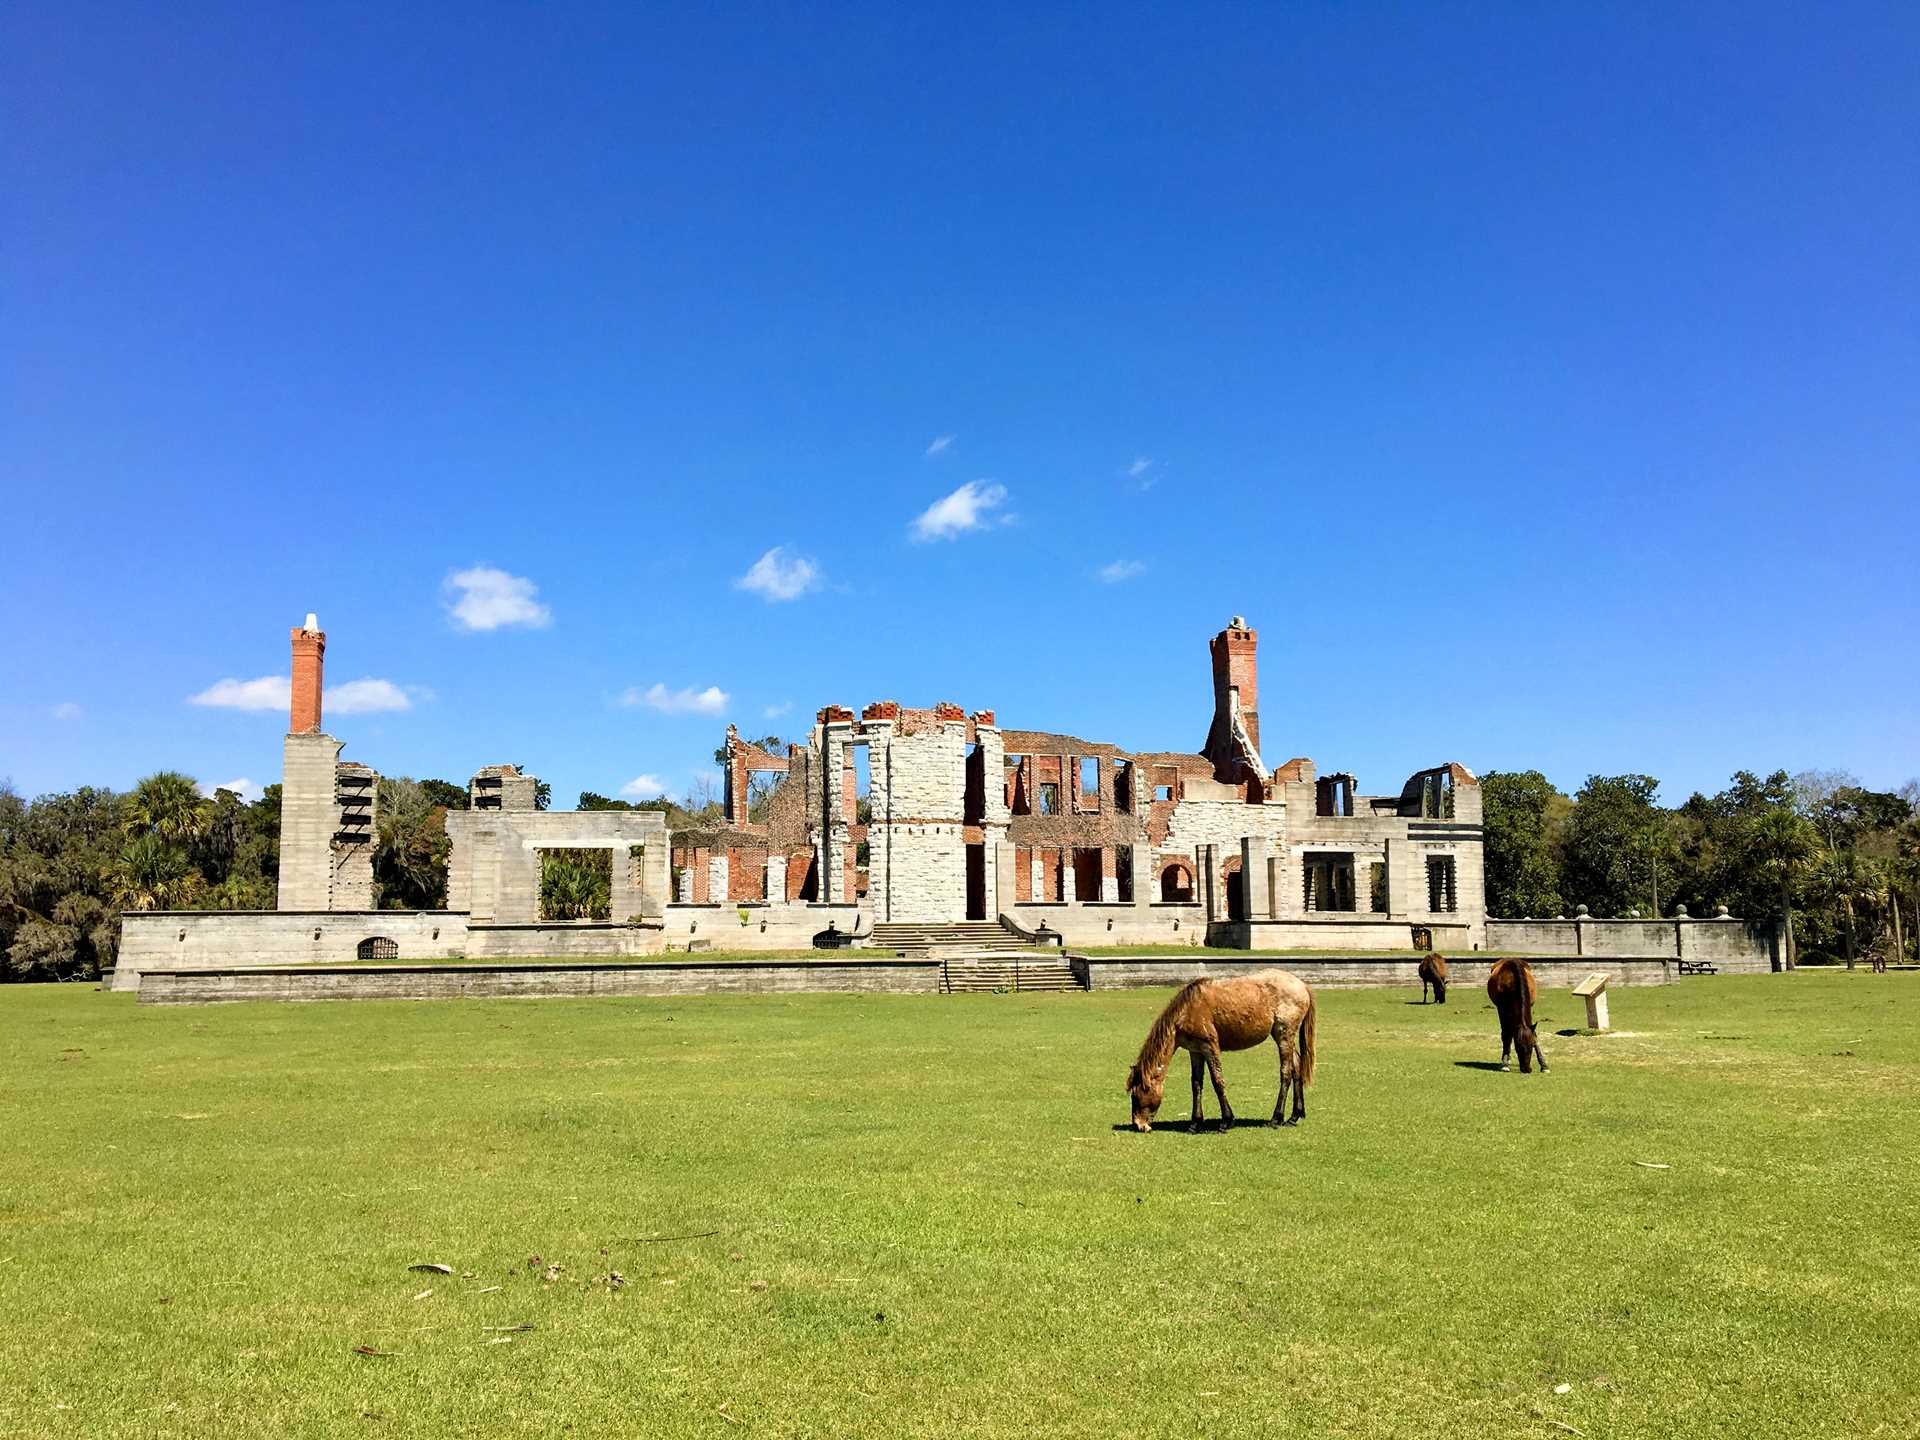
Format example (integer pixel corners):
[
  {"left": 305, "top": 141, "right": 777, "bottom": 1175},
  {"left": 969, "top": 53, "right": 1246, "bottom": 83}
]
[{"left": 1159, "top": 859, "right": 1195, "bottom": 903}]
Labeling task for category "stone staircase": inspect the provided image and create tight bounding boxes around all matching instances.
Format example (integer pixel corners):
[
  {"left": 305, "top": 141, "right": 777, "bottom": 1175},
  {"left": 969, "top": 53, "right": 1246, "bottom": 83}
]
[
  {"left": 939, "top": 956, "right": 1085, "bottom": 994},
  {"left": 868, "top": 921, "right": 1032, "bottom": 956}
]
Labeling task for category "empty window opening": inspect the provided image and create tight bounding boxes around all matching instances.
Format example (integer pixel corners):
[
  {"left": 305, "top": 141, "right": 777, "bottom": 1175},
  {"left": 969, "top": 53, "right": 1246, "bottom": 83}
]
[
  {"left": 1078, "top": 756, "right": 1100, "bottom": 810},
  {"left": 356, "top": 936, "right": 398, "bottom": 960},
  {"left": 1038, "top": 782, "right": 1060, "bottom": 816},
  {"left": 1154, "top": 784, "right": 1174, "bottom": 803},
  {"left": 1073, "top": 847, "right": 1103, "bottom": 901},
  {"left": 1113, "top": 759, "right": 1133, "bottom": 813},
  {"left": 1421, "top": 770, "right": 1455, "bottom": 819},
  {"left": 1116, "top": 846, "right": 1134, "bottom": 902},
  {"left": 1302, "top": 853, "right": 1358, "bottom": 913},
  {"left": 1006, "top": 755, "right": 1031, "bottom": 814},
  {"left": 1160, "top": 860, "right": 1195, "bottom": 903},
  {"left": 539, "top": 848, "right": 613, "bottom": 921},
  {"left": 1316, "top": 775, "right": 1355, "bottom": 818},
  {"left": 964, "top": 741, "right": 984, "bottom": 825},
  {"left": 1426, "top": 855, "right": 1459, "bottom": 913},
  {"left": 1369, "top": 861, "right": 1389, "bottom": 914}
]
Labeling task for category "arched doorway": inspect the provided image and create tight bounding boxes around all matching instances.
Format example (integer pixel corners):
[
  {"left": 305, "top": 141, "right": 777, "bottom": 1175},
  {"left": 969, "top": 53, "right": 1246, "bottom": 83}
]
[{"left": 1159, "top": 859, "right": 1195, "bottom": 902}]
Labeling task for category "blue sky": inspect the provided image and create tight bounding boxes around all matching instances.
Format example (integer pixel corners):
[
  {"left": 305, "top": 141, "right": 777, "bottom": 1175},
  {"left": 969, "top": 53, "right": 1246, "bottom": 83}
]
[{"left": 4, "top": 2, "right": 1917, "bottom": 809}]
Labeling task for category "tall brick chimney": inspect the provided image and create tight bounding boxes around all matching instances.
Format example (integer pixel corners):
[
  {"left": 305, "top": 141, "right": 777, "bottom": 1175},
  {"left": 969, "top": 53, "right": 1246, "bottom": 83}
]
[
  {"left": 1210, "top": 615, "right": 1259, "bottom": 753},
  {"left": 289, "top": 613, "right": 325, "bottom": 734}
]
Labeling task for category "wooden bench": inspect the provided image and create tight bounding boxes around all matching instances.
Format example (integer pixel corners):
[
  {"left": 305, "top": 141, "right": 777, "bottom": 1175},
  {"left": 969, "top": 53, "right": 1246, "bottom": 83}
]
[{"left": 1677, "top": 959, "right": 1718, "bottom": 976}]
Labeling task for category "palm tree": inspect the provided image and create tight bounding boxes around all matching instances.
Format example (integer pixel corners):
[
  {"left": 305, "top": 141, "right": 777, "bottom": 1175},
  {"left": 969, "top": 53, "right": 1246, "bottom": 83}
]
[
  {"left": 122, "top": 771, "right": 212, "bottom": 844},
  {"left": 108, "top": 833, "right": 203, "bottom": 911},
  {"left": 540, "top": 851, "right": 610, "bottom": 920},
  {"left": 1746, "top": 808, "right": 1817, "bottom": 969}
]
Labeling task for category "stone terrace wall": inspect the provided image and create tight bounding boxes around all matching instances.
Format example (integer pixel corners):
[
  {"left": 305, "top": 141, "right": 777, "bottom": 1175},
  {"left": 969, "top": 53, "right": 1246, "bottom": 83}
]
[
  {"left": 1484, "top": 918, "right": 1778, "bottom": 973},
  {"left": 1081, "top": 954, "right": 1676, "bottom": 990},
  {"left": 137, "top": 959, "right": 942, "bottom": 1005},
  {"left": 116, "top": 911, "right": 468, "bottom": 991},
  {"left": 661, "top": 902, "right": 868, "bottom": 951}
]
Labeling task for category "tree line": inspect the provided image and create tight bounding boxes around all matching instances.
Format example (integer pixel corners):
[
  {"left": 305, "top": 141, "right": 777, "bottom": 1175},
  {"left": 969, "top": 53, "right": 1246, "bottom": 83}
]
[
  {"left": 5, "top": 764, "right": 1914, "bottom": 980},
  {"left": 1484, "top": 769, "right": 1920, "bottom": 968},
  {"left": 0, "top": 775, "right": 725, "bottom": 981}
]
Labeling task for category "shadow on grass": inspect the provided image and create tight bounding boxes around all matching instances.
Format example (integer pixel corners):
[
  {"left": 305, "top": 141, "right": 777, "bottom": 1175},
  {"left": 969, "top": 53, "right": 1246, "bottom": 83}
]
[
  {"left": 1107, "top": 1120, "right": 1293, "bottom": 1135},
  {"left": 1453, "top": 1060, "right": 1508, "bottom": 1071}
]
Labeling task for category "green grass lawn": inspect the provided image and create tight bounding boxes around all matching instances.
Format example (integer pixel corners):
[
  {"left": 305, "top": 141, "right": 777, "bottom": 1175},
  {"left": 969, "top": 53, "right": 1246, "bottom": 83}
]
[{"left": 3, "top": 975, "right": 1916, "bottom": 1438}]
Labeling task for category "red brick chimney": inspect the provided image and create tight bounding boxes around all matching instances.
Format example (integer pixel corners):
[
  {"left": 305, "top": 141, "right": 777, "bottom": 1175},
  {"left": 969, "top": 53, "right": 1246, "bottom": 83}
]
[
  {"left": 1209, "top": 616, "right": 1259, "bottom": 754},
  {"left": 289, "top": 614, "right": 325, "bottom": 734}
]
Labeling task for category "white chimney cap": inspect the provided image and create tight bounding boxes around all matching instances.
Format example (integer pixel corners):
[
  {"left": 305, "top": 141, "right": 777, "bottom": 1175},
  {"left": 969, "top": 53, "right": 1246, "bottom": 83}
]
[{"left": 303, "top": 613, "right": 320, "bottom": 632}]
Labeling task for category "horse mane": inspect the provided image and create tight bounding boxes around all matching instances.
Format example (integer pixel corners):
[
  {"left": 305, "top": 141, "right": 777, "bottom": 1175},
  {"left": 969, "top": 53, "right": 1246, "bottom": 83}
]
[{"left": 1132, "top": 978, "right": 1204, "bottom": 1084}]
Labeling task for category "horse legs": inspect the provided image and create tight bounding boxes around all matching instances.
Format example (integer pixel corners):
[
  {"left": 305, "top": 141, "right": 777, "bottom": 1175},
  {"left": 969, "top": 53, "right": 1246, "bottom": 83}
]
[
  {"left": 1288, "top": 1018, "right": 1308, "bottom": 1124},
  {"left": 1499, "top": 1024, "right": 1514, "bottom": 1071},
  {"left": 1422, "top": 978, "right": 1431, "bottom": 1004},
  {"left": 1188, "top": 1050, "right": 1206, "bottom": 1133},
  {"left": 1268, "top": 1032, "right": 1288, "bottom": 1126},
  {"left": 1205, "top": 1047, "right": 1234, "bottom": 1131}
]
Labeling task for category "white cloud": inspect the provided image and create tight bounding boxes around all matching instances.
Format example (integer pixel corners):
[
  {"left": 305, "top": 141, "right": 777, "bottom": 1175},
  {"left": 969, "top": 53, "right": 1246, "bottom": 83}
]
[
  {"left": 763, "top": 701, "right": 793, "bottom": 719},
  {"left": 197, "top": 777, "right": 264, "bottom": 802},
  {"left": 1127, "top": 456, "right": 1152, "bottom": 478},
  {"left": 444, "top": 566, "right": 553, "bottom": 632},
  {"left": 1098, "top": 560, "right": 1147, "bottom": 584},
  {"left": 620, "top": 682, "right": 730, "bottom": 716},
  {"left": 619, "top": 774, "right": 671, "bottom": 798},
  {"left": 51, "top": 701, "right": 82, "bottom": 721},
  {"left": 189, "top": 675, "right": 289, "bottom": 711},
  {"left": 735, "top": 546, "right": 821, "bottom": 602},
  {"left": 187, "top": 674, "right": 415, "bottom": 714},
  {"left": 925, "top": 434, "right": 955, "bottom": 456},
  {"left": 910, "top": 480, "right": 1009, "bottom": 541},
  {"left": 329, "top": 678, "right": 414, "bottom": 714}
]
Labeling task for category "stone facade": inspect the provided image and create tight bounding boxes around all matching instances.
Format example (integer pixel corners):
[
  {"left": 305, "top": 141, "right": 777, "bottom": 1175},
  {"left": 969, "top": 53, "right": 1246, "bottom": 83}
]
[{"left": 681, "top": 616, "right": 1496, "bottom": 950}]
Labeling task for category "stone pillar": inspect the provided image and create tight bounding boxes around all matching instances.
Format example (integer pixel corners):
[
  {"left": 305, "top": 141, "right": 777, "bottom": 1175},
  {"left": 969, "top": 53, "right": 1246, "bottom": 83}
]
[
  {"left": 1129, "top": 841, "right": 1151, "bottom": 910},
  {"left": 1031, "top": 850, "right": 1045, "bottom": 905},
  {"left": 1242, "top": 836, "right": 1272, "bottom": 920},
  {"left": 1198, "top": 844, "right": 1217, "bottom": 921},
  {"left": 277, "top": 732, "right": 342, "bottom": 911},
  {"left": 708, "top": 851, "right": 729, "bottom": 905},
  {"left": 676, "top": 866, "right": 693, "bottom": 904},
  {"left": 610, "top": 844, "right": 638, "bottom": 922},
  {"left": 1062, "top": 849, "right": 1078, "bottom": 904},
  {"left": 766, "top": 853, "right": 787, "bottom": 906}
]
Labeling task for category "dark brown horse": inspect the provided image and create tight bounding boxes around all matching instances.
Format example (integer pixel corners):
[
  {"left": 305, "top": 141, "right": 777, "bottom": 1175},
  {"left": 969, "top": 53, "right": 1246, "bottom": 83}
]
[
  {"left": 1417, "top": 953, "right": 1449, "bottom": 1004},
  {"left": 1486, "top": 958, "right": 1547, "bottom": 1073},
  {"left": 1126, "top": 970, "right": 1316, "bottom": 1132}
]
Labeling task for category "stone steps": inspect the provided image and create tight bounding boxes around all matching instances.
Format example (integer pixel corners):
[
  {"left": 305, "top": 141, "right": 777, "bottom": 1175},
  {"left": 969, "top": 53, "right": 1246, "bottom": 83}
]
[
  {"left": 870, "top": 921, "right": 1029, "bottom": 956},
  {"left": 939, "top": 958, "right": 1085, "bottom": 994}
]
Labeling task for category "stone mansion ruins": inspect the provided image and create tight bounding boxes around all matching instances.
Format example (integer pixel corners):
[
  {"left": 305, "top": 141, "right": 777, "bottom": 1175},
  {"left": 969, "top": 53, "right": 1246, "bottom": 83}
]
[
  {"left": 111, "top": 613, "right": 1779, "bottom": 992},
  {"left": 675, "top": 617, "right": 1486, "bottom": 951}
]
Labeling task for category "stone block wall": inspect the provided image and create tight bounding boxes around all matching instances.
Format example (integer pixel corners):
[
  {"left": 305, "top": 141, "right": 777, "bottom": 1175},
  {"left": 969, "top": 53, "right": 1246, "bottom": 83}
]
[
  {"left": 116, "top": 910, "right": 470, "bottom": 990},
  {"left": 278, "top": 733, "right": 342, "bottom": 911}
]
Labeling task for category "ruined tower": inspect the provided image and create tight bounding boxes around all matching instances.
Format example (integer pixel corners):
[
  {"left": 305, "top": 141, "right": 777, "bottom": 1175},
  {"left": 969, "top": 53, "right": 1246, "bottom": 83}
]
[
  {"left": 275, "top": 615, "right": 377, "bottom": 911},
  {"left": 1202, "top": 616, "right": 1268, "bottom": 786}
]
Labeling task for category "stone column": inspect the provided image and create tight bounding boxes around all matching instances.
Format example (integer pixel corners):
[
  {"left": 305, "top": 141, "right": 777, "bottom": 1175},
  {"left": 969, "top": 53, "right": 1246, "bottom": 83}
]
[
  {"left": 1061, "top": 848, "right": 1078, "bottom": 904},
  {"left": 766, "top": 853, "right": 788, "bottom": 906},
  {"left": 1242, "top": 836, "right": 1272, "bottom": 920},
  {"left": 1129, "top": 841, "right": 1151, "bottom": 910},
  {"left": 708, "top": 851, "right": 729, "bottom": 906}
]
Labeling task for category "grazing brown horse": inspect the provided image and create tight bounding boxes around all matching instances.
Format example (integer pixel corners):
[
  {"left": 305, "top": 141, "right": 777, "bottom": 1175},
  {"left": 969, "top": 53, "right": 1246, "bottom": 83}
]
[
  {"left": 1126, "top": 970, "right": 1316, "bottom": 1132},
  {"left": 1418, "top": 953, "right": 1449, "bottom": 1004},
  {"left": 1486, "top": 958, "right": 1547, "bottom": 1073}
]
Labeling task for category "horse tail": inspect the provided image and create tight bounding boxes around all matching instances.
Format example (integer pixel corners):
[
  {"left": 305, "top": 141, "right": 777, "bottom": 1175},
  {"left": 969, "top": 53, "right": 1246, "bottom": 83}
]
[{"left": 1297, "top": 990, "right": 1316, "bottom": 1087}]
